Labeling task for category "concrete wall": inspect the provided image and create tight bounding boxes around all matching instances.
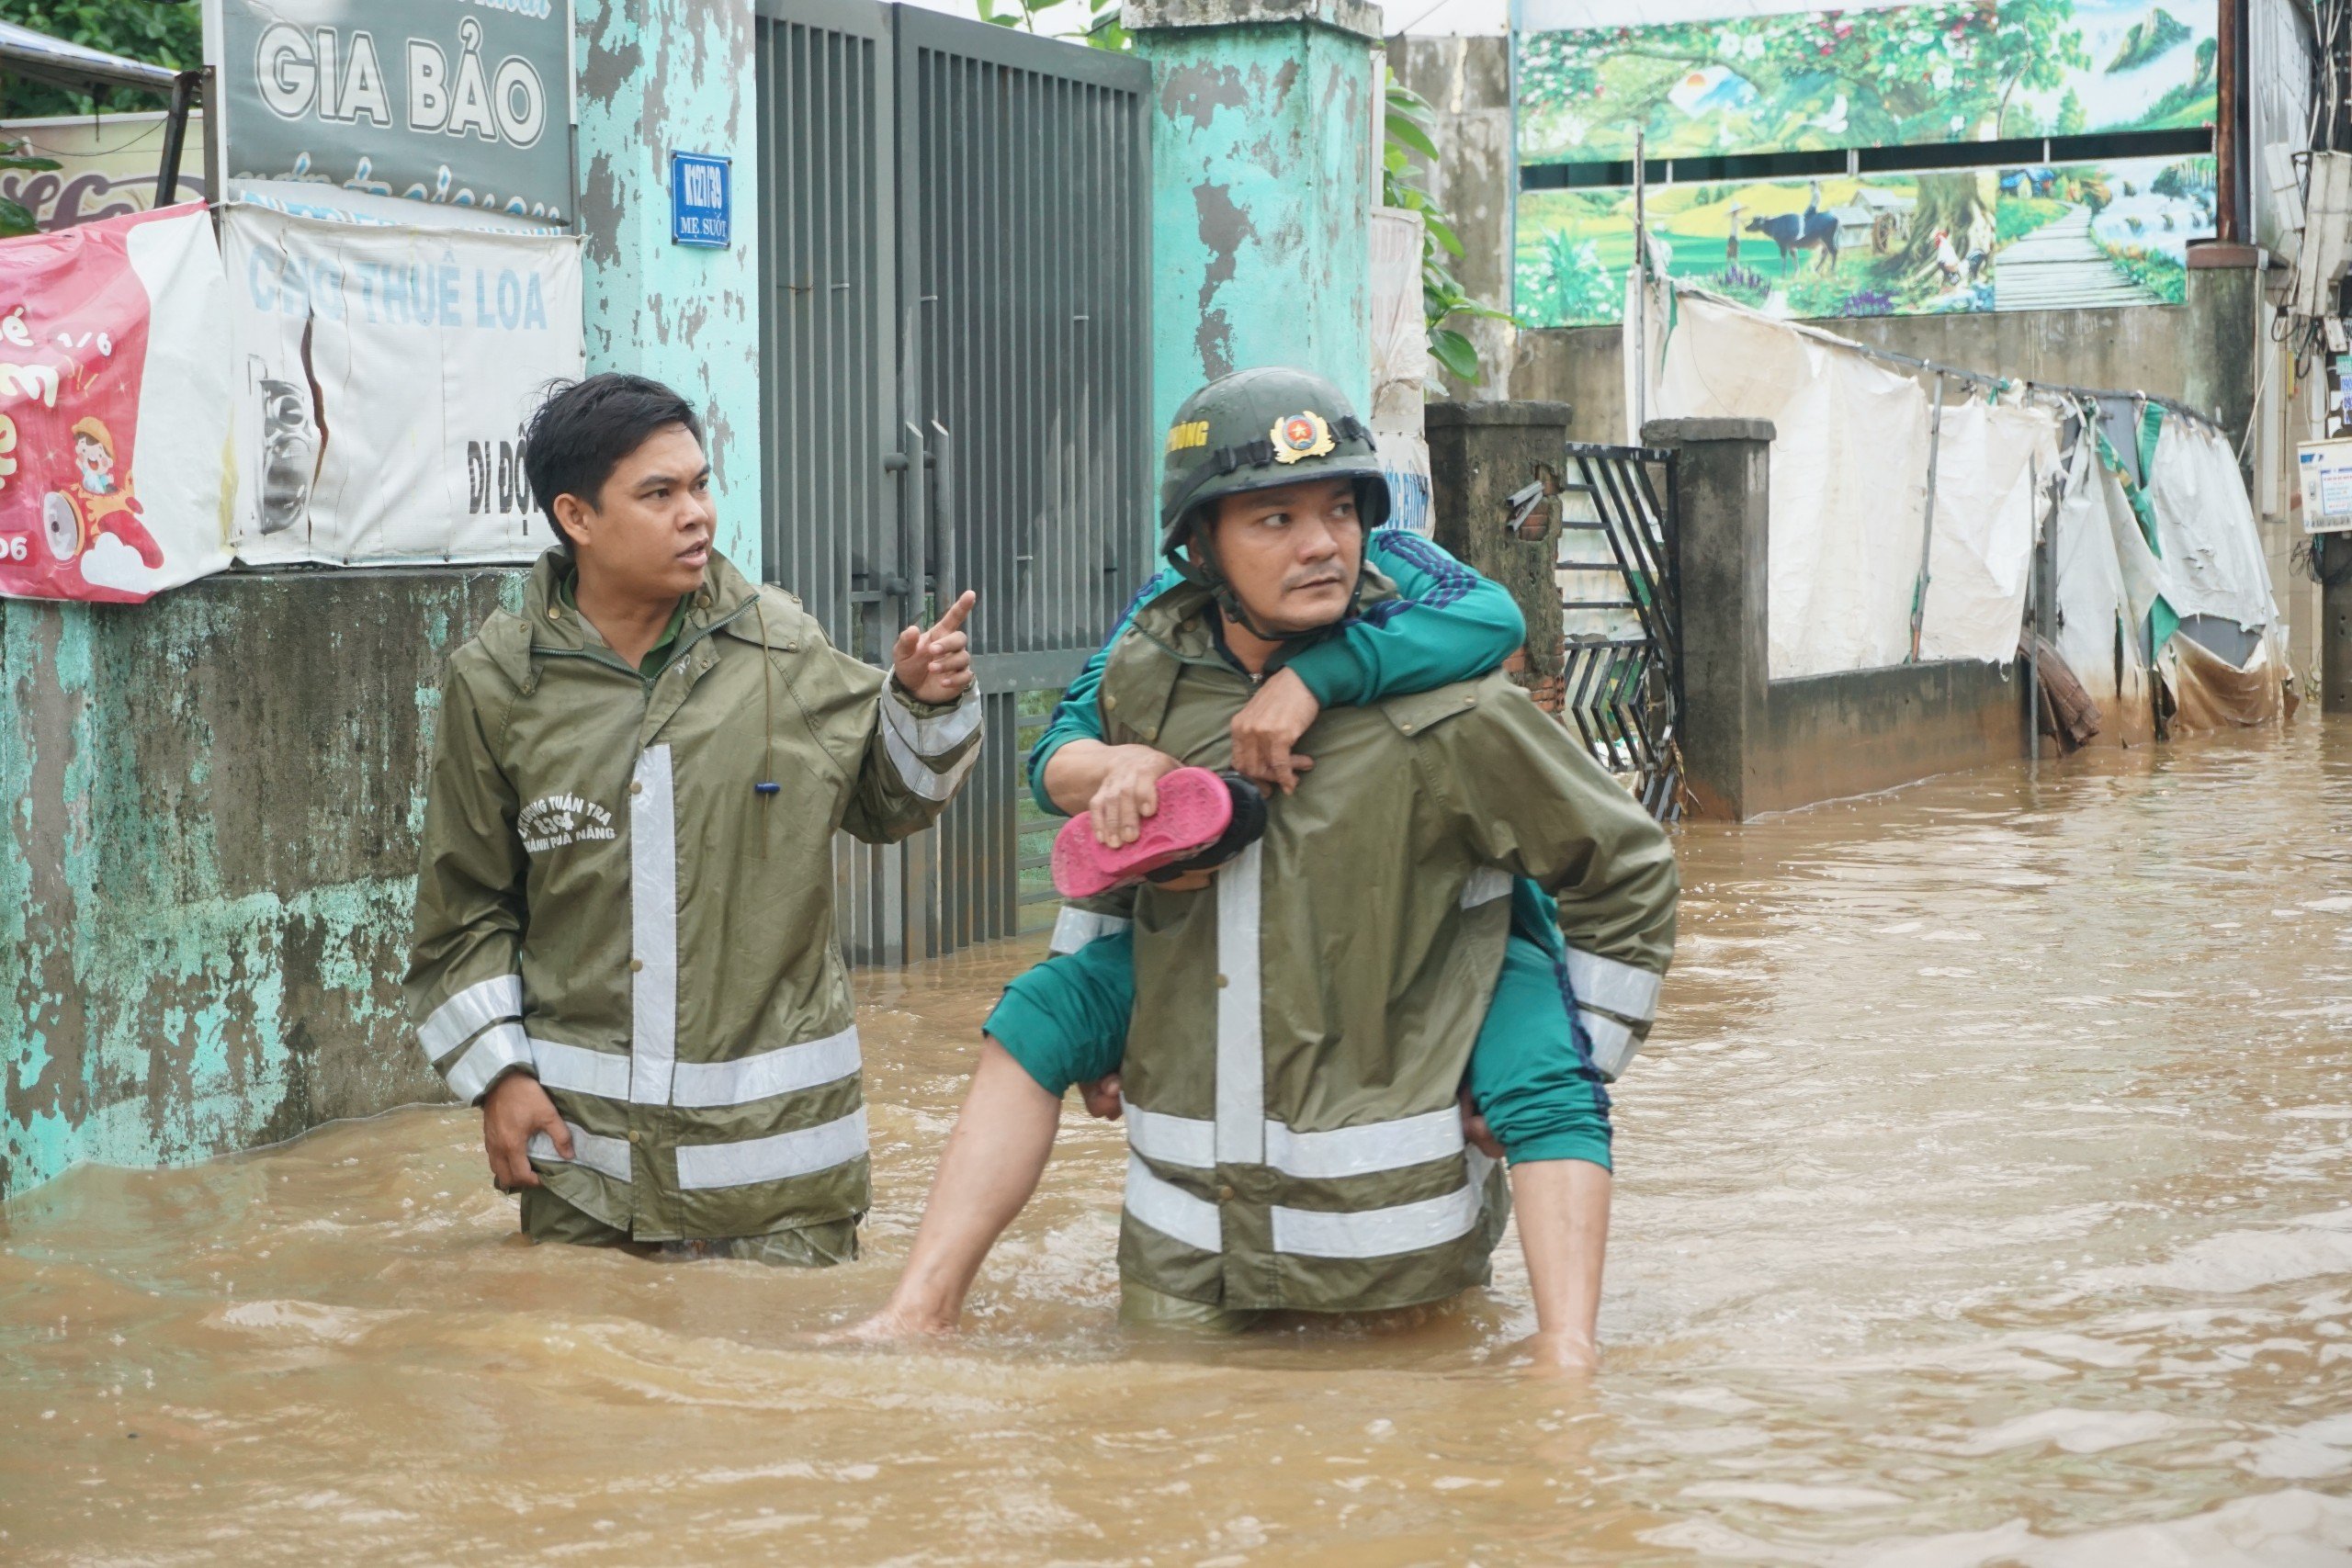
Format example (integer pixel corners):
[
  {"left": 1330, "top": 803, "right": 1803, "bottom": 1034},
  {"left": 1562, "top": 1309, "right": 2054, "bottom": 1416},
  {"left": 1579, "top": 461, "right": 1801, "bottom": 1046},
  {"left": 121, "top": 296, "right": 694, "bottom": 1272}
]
[
  {"left": 1426, "top": 400, "right": 1570, "bottom": 705},
  {"left": 1398, "top": 32, "right": 2322, "bottom": 693},
  {"left": 1753, "top": 663, "right": 2025, "bottom": 817},
  {"left": 2, "top": 574, "right": 512, "bottom": 1197},
  {"left": 1519, "top": 301, "right": 2233, "bottom": 447},
  {"left": 1135, "top": 0, "right": 1383, "bottom": 437},
  {"left": 2, "top": 3, "right": 766, "bottom": 1202},
  {"left": 1651, "top": 417, "right": 2029, "bottom": 820},
  {"left": 575, "top": 0, "right": 763, "bottom": 563}
]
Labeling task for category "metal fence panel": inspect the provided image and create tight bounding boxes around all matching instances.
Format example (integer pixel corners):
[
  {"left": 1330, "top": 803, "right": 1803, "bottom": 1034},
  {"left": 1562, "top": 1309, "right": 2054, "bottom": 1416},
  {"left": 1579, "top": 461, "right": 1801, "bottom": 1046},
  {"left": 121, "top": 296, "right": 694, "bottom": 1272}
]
[
  {"left": 756, "top": 0, "right": 1151, "bottom": 964},
  {"left": 895, "top": 9, "right": 1151, "bottom": 954},
  {"left": 1556, "top": 442, "right": 1685, "bottom": 821}
]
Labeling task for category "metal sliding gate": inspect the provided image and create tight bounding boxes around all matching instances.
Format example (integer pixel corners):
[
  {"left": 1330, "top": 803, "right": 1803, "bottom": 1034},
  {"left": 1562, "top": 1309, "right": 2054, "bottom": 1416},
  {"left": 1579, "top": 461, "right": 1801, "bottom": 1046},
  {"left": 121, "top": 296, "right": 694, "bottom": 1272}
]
[
  {"left": 1555, "top": 443, "right": 1684, "bottom": 821},
  {"left": 756, "top": 0, "right": 1152, "bottom": 963}
]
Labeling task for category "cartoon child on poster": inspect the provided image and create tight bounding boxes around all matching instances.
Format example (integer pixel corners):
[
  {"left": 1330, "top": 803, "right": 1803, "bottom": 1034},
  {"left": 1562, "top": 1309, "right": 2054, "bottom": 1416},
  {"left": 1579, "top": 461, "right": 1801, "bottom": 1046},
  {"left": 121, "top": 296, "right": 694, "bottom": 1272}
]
[{"left": 42, "top": 415, "right": 164, "bottom": 570}]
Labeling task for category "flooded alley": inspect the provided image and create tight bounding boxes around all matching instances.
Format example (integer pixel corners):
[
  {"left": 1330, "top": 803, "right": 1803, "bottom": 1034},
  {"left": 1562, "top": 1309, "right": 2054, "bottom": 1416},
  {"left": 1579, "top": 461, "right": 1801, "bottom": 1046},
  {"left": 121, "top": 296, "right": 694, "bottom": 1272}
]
[{"left": 4, "top": 722, "right": 2350, "bottom": 1565}]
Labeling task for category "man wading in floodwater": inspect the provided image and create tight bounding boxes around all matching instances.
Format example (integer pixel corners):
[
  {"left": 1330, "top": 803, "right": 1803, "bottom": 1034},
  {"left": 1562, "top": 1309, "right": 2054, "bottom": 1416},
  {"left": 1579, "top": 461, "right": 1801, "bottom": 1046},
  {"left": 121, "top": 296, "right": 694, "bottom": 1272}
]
[
  {"left": 406, "top": 374, "right": 981, "bottom": 1263},
  {"left": 852, "top": 368, "right": 1678, "bottom": 1365}
]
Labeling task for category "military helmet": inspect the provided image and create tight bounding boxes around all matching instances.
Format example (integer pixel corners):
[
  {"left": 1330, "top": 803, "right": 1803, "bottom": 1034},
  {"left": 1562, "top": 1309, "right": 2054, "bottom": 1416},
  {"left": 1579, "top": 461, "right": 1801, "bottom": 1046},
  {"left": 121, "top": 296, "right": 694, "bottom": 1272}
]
[{"left": 1157, "top": 367, "right": 1390, "bottom": 574}]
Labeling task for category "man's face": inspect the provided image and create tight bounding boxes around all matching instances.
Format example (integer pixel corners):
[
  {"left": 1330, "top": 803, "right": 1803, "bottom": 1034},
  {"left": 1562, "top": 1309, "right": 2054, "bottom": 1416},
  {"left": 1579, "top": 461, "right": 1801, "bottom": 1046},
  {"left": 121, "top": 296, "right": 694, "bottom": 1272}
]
[
  {"left": 557, "top": 423, "right": 715, "bottom": 597},
  {"left": 1204, "top": 477, "right": 1363, "bottom": 634}
]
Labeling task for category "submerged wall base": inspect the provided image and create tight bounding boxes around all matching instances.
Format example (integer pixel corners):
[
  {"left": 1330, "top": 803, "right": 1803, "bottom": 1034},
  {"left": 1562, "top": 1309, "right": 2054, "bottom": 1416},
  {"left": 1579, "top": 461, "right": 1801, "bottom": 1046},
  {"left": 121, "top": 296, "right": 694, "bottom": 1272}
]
[{"left": 2, "top": 572, "right": 517, "bottom": 1199}]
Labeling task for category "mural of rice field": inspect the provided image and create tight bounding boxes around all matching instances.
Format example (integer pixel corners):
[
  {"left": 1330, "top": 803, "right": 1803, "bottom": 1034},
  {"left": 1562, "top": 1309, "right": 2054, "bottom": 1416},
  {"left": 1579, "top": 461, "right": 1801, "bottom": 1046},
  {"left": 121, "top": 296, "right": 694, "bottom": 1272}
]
[
  {"left": 1515, "top": 0, "right": 2219, "bottom": 165},
  {"left": 1514, "top": 155, "right": 2215, "bottom": 326}
]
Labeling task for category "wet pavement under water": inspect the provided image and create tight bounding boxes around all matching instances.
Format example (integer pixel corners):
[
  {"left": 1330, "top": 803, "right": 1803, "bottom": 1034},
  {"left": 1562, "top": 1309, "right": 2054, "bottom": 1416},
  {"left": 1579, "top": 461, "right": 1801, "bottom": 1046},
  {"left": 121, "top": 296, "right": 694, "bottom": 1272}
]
[{"left": 6, "top": 722, "right": 2352, "bottom": 1565}]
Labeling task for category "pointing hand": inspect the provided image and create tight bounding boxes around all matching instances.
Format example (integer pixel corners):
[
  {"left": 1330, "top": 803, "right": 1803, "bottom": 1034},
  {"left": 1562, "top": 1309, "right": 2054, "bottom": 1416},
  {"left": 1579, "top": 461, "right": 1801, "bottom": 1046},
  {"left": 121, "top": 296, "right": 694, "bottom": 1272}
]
[{"left": 892, "top": 591, "right": 978, "bottom": 705}]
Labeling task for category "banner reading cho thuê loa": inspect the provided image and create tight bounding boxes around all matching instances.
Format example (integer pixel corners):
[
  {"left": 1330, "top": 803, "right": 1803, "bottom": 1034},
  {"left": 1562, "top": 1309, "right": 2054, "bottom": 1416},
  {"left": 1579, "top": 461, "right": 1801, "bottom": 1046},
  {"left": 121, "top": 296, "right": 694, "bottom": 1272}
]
[
  {"left": 223, "top": 205, "right": 582, "bottom": 566},
  {"left": 0, "top": 205, "right": 233, "bottom": 604}
]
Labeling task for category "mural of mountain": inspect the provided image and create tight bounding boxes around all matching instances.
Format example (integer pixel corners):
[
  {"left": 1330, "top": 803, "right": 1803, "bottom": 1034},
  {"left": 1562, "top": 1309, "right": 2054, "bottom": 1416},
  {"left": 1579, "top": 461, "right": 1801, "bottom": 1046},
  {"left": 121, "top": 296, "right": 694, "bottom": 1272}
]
[{"left": 2108, "top": 9, "right": 2190, "bottom": 73}]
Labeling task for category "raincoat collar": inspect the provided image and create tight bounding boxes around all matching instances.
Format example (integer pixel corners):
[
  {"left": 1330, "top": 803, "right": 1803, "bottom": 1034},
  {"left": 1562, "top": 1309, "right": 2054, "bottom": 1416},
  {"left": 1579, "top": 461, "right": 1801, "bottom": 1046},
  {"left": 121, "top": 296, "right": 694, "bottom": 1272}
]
[{"left": 496, "top": 547, "right": 763, "bottom": 686}]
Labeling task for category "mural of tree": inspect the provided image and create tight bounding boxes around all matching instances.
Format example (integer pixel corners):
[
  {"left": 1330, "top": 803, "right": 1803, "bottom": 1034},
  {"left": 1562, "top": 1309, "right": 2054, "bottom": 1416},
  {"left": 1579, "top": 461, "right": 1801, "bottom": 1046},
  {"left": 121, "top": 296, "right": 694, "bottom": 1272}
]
[
  {"left": 1518, "top": 1, "right": 2091, "bottom": 159},
  {"left": 1518, "top": 2, "right": 2090, "bottom": 281}
]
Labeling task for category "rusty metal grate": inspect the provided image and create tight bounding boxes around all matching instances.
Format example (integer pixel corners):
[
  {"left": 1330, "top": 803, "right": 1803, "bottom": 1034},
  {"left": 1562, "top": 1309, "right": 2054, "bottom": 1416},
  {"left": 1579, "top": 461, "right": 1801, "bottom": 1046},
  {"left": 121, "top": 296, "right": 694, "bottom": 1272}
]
[{"left": 1556, "top": 442, "right": 1683, "bottom": 821}]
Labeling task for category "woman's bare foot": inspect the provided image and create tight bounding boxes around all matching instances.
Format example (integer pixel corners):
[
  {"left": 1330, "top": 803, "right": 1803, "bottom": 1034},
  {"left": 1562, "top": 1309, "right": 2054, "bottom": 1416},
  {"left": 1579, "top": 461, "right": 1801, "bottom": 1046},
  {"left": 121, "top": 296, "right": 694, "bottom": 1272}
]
[
  {"left": 818, "top": 1302, "right": 959, "bottom": 1346},
  {"left": 1510, "top": 1330, "right": 1600, "bottom": 1377}
]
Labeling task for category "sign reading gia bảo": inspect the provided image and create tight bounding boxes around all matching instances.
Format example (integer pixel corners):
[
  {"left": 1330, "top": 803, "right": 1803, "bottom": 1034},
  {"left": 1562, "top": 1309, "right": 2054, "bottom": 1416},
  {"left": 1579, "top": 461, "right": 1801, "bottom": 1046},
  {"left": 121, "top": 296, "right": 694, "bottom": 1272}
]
[{"left": 206, "top": 0, "right": 573, "bottom": 228}]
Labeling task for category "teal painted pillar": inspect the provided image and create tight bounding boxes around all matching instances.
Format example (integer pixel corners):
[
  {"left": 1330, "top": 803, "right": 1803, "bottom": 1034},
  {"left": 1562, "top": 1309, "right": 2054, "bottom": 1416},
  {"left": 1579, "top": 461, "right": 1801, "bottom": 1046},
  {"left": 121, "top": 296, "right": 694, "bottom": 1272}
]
[
  {"left": 1129, "top": 0, "right": 1384, "bottom": 439},
  {"left": 575, "top": 1, "right": 764, "bottom": 568}
]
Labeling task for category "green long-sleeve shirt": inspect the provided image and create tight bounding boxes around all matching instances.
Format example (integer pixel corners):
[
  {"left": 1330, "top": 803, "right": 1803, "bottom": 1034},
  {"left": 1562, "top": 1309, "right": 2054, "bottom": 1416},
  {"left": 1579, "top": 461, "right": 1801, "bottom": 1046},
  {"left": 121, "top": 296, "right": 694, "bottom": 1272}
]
[
  {"left": 1000, "top": 533, "right": 1625, "bottom": 1170},
  {"left": 1028, "top": 530, "right": 1525, "bottom": 816}
]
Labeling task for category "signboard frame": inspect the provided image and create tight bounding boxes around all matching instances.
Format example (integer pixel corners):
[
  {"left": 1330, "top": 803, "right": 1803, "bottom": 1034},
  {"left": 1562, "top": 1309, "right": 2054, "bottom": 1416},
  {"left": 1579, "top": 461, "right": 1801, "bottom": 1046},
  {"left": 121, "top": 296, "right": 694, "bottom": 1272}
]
[
  {"left": 2297, "top": 438, "right": 2352, "bottom": 534},
  {"left": 669, "top": 150, "right": 731, "bottom": 249},
  {"left": 199, "top": 0, "right": 579, "bottom": 231}
]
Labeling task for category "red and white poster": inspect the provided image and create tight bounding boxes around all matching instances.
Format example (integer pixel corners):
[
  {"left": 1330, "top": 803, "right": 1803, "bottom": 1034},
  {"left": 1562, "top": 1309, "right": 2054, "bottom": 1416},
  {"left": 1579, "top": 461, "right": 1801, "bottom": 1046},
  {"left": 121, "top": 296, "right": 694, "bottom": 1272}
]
[{"left": 0, "top": 203, "right": 232, "bottom": 603}]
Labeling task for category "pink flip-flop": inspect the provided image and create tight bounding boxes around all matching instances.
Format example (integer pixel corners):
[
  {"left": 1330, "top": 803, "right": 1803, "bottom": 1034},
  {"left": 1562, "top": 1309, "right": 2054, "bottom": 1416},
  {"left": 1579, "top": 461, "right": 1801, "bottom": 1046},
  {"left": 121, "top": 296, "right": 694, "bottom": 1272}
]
[{"left": 1052, "top": 766, "right": 1235, "bottom": 897}]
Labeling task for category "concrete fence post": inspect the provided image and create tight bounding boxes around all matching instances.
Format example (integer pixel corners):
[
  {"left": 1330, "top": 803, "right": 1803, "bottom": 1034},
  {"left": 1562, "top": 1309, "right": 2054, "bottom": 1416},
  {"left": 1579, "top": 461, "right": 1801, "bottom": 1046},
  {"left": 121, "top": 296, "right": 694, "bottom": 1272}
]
[
  {"left": 574, "top": 0, "right": 764, "bottom": 567},
  {"left": 1425, "top": 400, "right": 1571, "bottom": 711},
  {"left": 1641, "top": 417, "right": 1774, "bottom": 820},
  {"left": 1126, "top": 0, "right": 1385, "bottom": 441}
]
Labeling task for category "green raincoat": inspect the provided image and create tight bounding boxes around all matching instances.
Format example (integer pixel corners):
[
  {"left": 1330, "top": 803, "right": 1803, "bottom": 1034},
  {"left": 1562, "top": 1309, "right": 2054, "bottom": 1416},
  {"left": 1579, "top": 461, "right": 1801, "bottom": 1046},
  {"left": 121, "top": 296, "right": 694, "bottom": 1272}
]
[
  {"left": 1095, "top": 578, "right": 1676, "bottom": 1313},
  {"left": 404, "top": 549, "right": 981, "bottom": 1244}
]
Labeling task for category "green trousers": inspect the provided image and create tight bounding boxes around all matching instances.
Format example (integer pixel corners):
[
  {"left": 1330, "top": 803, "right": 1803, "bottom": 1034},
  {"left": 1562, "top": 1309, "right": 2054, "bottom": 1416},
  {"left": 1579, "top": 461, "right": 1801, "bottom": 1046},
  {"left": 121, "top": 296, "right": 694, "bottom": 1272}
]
[{"left": 520, "top": 1187, "right": 860, "bottom": 1267}]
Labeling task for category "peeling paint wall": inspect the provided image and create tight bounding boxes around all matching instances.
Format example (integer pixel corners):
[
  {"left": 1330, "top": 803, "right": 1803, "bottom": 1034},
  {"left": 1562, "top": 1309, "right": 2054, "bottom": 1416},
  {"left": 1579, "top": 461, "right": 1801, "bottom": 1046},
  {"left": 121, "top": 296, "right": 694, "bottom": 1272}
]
[
  {"left": 1136, "top": 6, "right": 1379, "bottom": 438},
  {"left": 2, "top": 573, "right": 515, "bottom": 1199},
  {"left": 4, "top": 5, "right": 769, "bottom": 1201},
  {"left": 575, "top": 0, "right": 763, "bottom": 566}
]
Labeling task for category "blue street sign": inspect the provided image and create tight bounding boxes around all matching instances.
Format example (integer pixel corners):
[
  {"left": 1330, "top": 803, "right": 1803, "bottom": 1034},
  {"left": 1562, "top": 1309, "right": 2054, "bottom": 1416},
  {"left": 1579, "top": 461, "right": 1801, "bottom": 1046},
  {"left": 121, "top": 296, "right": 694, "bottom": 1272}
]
[{"left": 671, "top": 152, "right": 730, "bottom": 249}]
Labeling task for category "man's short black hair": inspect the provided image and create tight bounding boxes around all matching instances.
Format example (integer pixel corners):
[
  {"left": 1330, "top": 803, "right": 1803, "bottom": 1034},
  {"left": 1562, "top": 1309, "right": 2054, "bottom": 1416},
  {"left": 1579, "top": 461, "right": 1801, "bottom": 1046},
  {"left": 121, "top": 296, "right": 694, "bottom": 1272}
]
[{"left": 522, "top": 373, "right": 704, "bottom": 548}]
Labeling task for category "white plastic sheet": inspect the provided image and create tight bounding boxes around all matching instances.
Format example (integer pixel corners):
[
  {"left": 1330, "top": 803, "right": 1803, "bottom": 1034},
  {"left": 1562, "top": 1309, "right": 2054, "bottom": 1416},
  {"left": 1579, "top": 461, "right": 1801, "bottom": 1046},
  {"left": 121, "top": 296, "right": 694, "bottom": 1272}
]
[
  {"left": 1649, "top": 292, "right": 1931, "bottom": 677},
  {"left": 1918, "top": 400, "right": 2061, "bottom": 662},
  {"left": 2143, "top": 415, "right": 2280, "bottom": 634},
  {"left": 1369, "top": 208, "right": 1433, "bottom": 536},
  {"left": 2051, "top": 434, "right": 2152, "bottom": 731},
  {"left": 223, "top": 205, "right": 583, "bottom": 567}
]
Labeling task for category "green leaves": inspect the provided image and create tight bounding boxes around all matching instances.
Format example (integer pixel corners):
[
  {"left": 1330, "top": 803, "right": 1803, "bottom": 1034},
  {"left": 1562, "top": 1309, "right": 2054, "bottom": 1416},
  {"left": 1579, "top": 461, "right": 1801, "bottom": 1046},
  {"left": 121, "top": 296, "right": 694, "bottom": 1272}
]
[
  {"left": 0, "top": 2, "right": 200, "bottom": 118},
  {"left": 1082, "top": 0, "right": 1131, "bottom": 53},
  {"left": 1427, "top": 327, "right": 1482, "bottom": 383},
  {"left": 1382, "top": 65, "right": 1512, "bottom": 388},
  {"left": 0, "top": 145, "right": 58, "bottom": 239},
  {"left": 1385, "top": 112, "right": 1440, "bottom": 164}
]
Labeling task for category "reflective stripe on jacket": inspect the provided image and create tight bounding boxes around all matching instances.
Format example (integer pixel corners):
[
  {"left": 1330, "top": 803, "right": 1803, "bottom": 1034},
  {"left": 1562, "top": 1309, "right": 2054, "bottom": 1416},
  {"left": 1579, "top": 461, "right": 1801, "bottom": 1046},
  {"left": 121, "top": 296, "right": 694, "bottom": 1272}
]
[
  {"left": 1096, "top": 579, "right": 1675, "bottom": 1312},
  {"left": 404, "top": 549, "right": 981, "bottom": 1240}
]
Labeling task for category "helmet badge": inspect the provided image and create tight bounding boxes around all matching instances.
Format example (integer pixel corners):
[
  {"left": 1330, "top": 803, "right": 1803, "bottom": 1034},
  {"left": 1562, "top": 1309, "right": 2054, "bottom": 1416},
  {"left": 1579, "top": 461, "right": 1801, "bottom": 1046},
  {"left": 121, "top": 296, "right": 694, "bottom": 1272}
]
[{"left": 1271, "top": 410, "right": 1336, "bottom": 465}]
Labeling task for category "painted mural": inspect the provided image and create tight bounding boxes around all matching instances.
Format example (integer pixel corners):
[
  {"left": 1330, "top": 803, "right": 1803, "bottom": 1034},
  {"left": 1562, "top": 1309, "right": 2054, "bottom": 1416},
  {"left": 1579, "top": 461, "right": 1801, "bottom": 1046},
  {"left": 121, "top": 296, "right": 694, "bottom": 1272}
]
[
  {"left": 1516, "top": 0, "right": 2219, "bottom": 165},
  {"left": 1515, "top": 155, "right": 2216, "bottom": 325}
]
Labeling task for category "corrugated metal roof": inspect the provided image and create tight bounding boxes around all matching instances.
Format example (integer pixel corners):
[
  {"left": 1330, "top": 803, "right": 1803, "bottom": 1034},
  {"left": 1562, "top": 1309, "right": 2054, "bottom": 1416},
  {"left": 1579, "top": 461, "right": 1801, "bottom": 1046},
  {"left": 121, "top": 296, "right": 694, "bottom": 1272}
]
[{"left": 0, "top": 20, "right": 180, "bottom": 95}]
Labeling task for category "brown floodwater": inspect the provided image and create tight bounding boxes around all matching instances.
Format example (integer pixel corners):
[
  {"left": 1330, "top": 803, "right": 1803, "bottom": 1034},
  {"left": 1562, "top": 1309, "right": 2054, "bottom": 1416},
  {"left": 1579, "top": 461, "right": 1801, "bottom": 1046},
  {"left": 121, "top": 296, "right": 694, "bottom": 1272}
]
[{"left": 6, "top": 721, "right": 2352, "bottom": 1565}]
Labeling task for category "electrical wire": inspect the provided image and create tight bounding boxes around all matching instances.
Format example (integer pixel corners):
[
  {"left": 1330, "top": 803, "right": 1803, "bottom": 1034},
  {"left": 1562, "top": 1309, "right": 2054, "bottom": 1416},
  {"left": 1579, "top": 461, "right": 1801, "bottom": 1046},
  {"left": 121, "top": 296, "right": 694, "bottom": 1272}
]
[{"left": 2295, "top": 532, "right": 2352, "bottom": 584}]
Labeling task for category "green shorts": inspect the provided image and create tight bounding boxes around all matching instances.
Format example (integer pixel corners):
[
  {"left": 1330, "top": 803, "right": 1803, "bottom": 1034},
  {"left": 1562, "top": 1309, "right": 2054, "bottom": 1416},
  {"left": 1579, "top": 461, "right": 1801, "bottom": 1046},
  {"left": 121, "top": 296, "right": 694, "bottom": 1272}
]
[
  {"left": 1116, "top": 1281, "right": 1473, "bottom": 1336},
  {"left": 519, "top": 1187, "right": 861, "bottom": 1267}
]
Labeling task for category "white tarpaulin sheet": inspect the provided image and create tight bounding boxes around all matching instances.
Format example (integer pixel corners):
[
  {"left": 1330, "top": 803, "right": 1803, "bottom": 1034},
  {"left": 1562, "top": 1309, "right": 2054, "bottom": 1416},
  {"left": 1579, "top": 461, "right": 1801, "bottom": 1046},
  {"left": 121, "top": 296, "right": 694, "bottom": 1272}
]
[
  {"left": 1918, "top": 400, "right": 2061, "bottom": 662},
  {"left": 1637, "top": 288, "right": 2054, "bottom": 675},
  {"left": 223, "top": 205, "right": 582, "bottom": 566},
  {"left": 2143, "top": 415, "right": 2280, "bottom": 634},
  {"left": 1370, "top": 206, "right": 1433, "bottom": 536},
  {"left": 1646, "top": 290, "right": 1932, "bottom": 677},
  {"left": 2051, "top": 434, "right": 2151, "bottom": 728}
]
